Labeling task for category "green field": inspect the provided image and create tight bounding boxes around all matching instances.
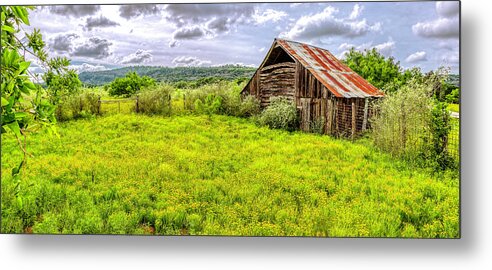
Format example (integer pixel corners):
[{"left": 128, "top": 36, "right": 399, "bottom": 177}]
[
  {"left": 1, "top": 113, "right": 459, "bottom": 237},
  {"left": 448, "top": 103, "right": 460, "bottom": 113}
]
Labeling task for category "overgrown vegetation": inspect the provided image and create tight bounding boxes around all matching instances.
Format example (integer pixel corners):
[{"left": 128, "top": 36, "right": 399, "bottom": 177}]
[
  {"left": 1, "top": 6, "right": 79, "bottom": 204},
  {"left": 256, "top": 97, "right": 299, "bottom": 132},
  {"left": 371, "top": 72, "right": 456, "bottom": 169},
  {"left": 106, "top": 71, "right": 156, "bottom": 97},
  {"left": 55, "top": 92, "right": 100, "bottom": 121},
  {"left": 1, "top": 114, "right": 459, "bottom": 237},
  {"left": 136, "top": 85, "right": 172, "bottom": 116}
]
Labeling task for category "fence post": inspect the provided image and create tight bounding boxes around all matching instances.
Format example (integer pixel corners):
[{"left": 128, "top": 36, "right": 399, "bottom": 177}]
[
  {"left": 351, "top": 99, "right": 356, "bottom": 140},
  {"left": 136, "top": 95, "right": 139, "bottom": 113},
  {"left": 118, "top": 101, "right": 121, "bottom": 113},
  {"left": 362, "top": 98, "right": 369, "bottom": 131},
  {"left": 326, "top": 98, "right": 333, "bottom": 135}
]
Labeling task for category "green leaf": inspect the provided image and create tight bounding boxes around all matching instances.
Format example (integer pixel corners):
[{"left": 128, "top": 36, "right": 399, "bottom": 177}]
[
  {"left": 1, "top": 24, "right": 14, "bottom": 33},
  {"left": 6, "top": 79, "right": 16, "bottom": 92},
  {"left": 16, "top": 196, "right": 23, "bottom": 209},
  {"left": 18, "top": 61, "right": 30, "bottom": 74},
  {"left": 12, "top": 6, "right": 29, "bottom": 25},
  {"left": 1, "top": 97, "right": 8, "bottom": 106},
  {"left": 15, "top": 112, "right": 27, "bottom": 120},
  {"left": 20, "top": 85, "right": 31, "bottom": 95},
  {"left": 11, "top": 160, "right": 24, "bottom": 177},
  {"left": 7, "top": 121, "right": 22, "bottom": 138},
  {"left": 24, "top": 80, "right": 36, "bottom": 90}
]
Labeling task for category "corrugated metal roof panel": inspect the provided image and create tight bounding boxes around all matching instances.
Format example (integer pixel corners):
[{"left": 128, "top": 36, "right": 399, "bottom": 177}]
[{"left": 276, "top": 39, "right": 384, "bottom": 98}]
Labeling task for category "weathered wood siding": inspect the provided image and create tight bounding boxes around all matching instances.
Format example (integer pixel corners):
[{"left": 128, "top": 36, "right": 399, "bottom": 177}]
[{"left": 258, "top": 62, "right": 296, "bottom": 108}]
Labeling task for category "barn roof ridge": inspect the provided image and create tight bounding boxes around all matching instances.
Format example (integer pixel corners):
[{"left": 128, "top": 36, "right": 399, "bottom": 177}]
[
  {"left": 273, "top": 38, "right": 384, "bottom": 98},
  {"left": 274, "top": 38, "right": 333, "bottom": 53}
]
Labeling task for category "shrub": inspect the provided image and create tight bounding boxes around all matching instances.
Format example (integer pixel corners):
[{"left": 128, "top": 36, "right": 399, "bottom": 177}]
[
  {"left": 194, "top": 94, "right": 222, "bottom": 117},
  {"left": 108, "top": 72, "right": 156, "bottom": 97},
  {"left": 238, "top": 95, "right": 261, "bottom": 117},
  {"left": 371, "top": 78, "right": 433, "bottom": 160},
  {"left": 445, "top": 88, "right": 460, "bottom": 104},
  {"left": 55, "top": 91, "right": 101, "bottom": 121},
  {"left": 84, "top": 92, "right": 100, "bottom": 115},
  {"left": 137, "top": 85, "right": 173, "bottom": 116},
  {"left": 257, "top": 97, "right": 299, "bottom": 131},
  {"left": 182, "top": 81, "right": 259, "bottom": 117},
  {"left": 371, "top": 76, "right": 455, "bottom": 169},
  {"left": 425, "top": 101, "right": 454, "bottom": 170}
]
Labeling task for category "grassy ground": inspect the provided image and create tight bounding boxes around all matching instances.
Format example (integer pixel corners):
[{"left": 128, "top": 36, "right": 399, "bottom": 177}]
[
  {"left": 1, "top": 114, "right": 459, "bottom": 237},
  {"left": 448, "top": 103, "right": 460, "bottom": 113}
]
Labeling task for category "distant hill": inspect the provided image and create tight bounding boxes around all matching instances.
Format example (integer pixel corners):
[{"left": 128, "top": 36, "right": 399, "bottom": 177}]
[{"left": 79, "top": 65, "right": 257, "bottom": 86}]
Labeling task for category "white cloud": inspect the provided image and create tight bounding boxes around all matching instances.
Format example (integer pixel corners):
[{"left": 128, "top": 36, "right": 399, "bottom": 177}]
[
  {"left": 405, "top": 51, "right": 427, "bottom": 63},
  {"left": 441, "top": 51, "right": 459, "bottom": 64},
  {"left": 48, "top": 5, "right": 100, "bottom": 18},
  {"left": 119, "top": 4, "right": 161, "bottom": 19},
  {"left": 412, "top": 1, "right": 459, "bottom": 39},
  {"left": 373, "top": 40, "right": 395, "bottom": 57},
  {"left": 164, "top": 4, "right": 256, "bottom": 47},
  {"left": 71, "top": 37, "right": 113, "bottom": 59},
  {"left": 120, "top": 49, "right": 153, "bottom": 65},
  {"left": 438, "top": 40, "right": 459, "bottom": 51},
  {"left": 50, "top": 33, "right": 79, "bottom": 52},
  {"left": 349, "top": 4, "right": 364, "bottom": 20},
  {"left": 412, "top": 17, "right": 459, "bottom": 39},
  {"left": 337, "top": 40, "right": 395, "bottom": 58},
  {"left": 212, "top": 62, "right": 256, "bottom": 68},
  {"left": 172, "top": 56, "right": 212, "bottom": 67},
  {"left": 280, "top": 6, "right": 381, "bottom": 40},
  {"left": 70, "top": 63, "right": 108, "bottom": 73},
  {"left": 259, "top": 47, "right": 266, "bottom": 52},
  {"left": 173, "top": 26, "right": 209, "bottom": 40},
  {"left": 253, "top": 9, "right": 287, "bottom": 24},
  {"left": 84, "top": 15, "right": 120, "bottom": 31}
]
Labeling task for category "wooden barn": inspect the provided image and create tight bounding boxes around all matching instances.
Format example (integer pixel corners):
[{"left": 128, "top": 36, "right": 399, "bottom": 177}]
[{"left": 241, "top": 38, "right": 384, "bottom": 137}]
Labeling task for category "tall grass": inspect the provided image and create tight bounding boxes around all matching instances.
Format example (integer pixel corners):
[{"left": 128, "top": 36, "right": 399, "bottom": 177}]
[
  {"left": 372, "top": 80, "right": 433, "bottom": 159},
  {"left": 137, "top": 85, "right": 173, "bottom": 116}
]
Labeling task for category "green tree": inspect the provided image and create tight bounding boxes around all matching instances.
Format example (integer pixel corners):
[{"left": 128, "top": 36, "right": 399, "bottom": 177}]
[
  {"left": 1, "top": 6, "right": 73, "bottom": 206},
  {"left": 43, "top": 57, "right": 82, "bottom": 105},
  {"left": 343, "top": 48, "right": 423, "bottom": 93},
  {"left": 107, "top": 71, "right": 156, "bottom": 97}
]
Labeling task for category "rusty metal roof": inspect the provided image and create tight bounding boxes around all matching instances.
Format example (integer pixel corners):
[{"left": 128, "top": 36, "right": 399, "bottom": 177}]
[{"left": 275, "top": 38, "right": 384, "bottom": 98}]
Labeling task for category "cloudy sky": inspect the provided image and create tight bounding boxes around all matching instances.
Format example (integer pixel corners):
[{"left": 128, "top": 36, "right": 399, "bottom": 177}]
[{"left": 26, "top": 1, "right": 460, "bottom": 74}]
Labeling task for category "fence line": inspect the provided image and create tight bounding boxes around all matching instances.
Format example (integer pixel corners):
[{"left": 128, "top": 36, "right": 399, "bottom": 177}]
[
  {"left": 98, "top": 96, "right": 139, "bottom": 114},
  {"left": 95, "top": 94, "right": 460, "bottom": 161}
]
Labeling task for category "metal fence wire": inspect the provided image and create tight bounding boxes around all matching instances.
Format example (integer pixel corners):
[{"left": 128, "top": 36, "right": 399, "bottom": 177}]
[{"left": 306, "top": 97, "right": 460, "bottom": 162}]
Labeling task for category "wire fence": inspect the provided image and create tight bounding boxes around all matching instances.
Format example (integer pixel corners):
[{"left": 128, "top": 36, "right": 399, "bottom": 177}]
[
  {"left": 331, "top": 98, "right": 460, "bottom": 163},
  {"left": 98, "top": 97, "right": 138, "bottom": 115},
  {"left": 448, "top": 116, "right": 460, "bottom": 161}
]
